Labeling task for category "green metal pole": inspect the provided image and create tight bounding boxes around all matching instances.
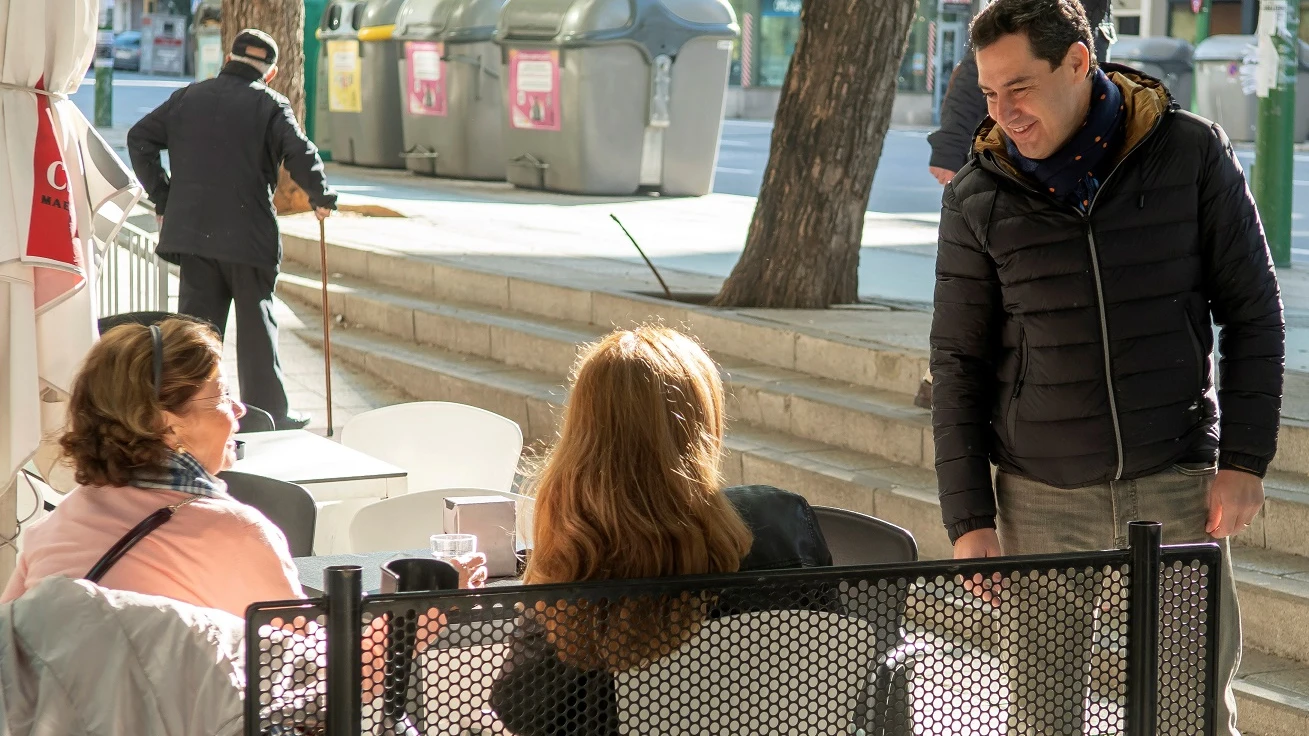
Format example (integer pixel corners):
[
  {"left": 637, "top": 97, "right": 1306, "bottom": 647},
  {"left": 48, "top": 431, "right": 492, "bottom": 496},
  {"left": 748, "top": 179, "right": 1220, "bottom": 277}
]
[
  {"left": 1252, "top": 0, "right": 1300, "bottom": 268},
  {"left": 94, "top": 27, "right": 113, "bottom": 129},
  {"left": 1191, "top": 0, "right": 1212, "bottom": 114}
]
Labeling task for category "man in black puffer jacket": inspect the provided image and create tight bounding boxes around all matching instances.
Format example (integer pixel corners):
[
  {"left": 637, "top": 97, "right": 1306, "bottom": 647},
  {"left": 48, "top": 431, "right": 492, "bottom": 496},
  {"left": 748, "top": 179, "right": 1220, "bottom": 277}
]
[{"left": 930, "top": 1, "right": 1282, "bottom": 733}]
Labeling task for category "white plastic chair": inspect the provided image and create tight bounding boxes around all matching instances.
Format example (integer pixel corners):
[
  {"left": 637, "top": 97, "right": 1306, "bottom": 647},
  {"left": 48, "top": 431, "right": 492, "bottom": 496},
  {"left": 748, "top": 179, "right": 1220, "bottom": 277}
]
[
  {"left": 347, "top": 487, "right": 535, "bottom": 554},
  {"left": 339, "top": 402, "right": 524, "bottom": 495}
]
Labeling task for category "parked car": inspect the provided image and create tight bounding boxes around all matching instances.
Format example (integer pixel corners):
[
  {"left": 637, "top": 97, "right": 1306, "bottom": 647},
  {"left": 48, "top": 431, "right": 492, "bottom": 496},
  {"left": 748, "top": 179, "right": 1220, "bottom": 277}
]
[{"left": 113, "top": 31, "right": 141, "bottom": 71}]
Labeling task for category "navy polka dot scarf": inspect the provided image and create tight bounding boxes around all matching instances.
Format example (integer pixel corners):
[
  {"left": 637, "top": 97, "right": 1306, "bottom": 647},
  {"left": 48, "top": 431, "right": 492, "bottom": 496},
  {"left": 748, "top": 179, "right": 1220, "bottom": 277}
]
[{"left": 1005, "top": 68, "right": 1126, "bottom": 213}]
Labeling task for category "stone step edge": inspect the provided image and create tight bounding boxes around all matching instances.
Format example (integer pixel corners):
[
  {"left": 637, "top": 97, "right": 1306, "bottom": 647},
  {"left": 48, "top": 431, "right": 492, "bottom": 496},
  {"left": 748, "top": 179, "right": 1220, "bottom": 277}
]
[
  {"left": 277, "top": 276, "right": 1309, "bottom": 542},
  {"left": 278, "top": 274, "right": 939, "bottom": 472},
  {"left": 1237, "top": 667, "right": 1309, "bottom": 736},
  {"left": 281, "top": 234, "right": 1309, "bottom": 478},
  {"left": 281, "top": 234, "right": 931, "bottom": 398},
  {"left": 289, "top": 318, "right": 1309, "bottom": 645},
  {"left": 290, "top": 320, "right": 955, "bottom": 558}
]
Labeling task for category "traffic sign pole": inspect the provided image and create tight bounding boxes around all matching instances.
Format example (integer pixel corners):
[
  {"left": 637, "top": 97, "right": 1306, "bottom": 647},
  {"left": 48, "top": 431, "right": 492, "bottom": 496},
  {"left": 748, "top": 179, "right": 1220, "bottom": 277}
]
[
  {"left": 1191, "top": 0, "right": 1212, "bottom": 114},
  {"left": 1252, "top": 0, "right": 1299, "bottom": 269}
]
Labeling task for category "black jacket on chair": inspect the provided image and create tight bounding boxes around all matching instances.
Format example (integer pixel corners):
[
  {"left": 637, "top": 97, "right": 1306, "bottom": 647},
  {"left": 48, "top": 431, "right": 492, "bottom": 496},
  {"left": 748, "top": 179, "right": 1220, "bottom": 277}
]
[
  {"left": 127, "top": 62, "right": 337, "bottom": 270},
  {"left": 487, "top": 485, "right": 833, "bottom": 736},
  {"left": 930, "top": 67, "right": 1284, "bottom": 543}
]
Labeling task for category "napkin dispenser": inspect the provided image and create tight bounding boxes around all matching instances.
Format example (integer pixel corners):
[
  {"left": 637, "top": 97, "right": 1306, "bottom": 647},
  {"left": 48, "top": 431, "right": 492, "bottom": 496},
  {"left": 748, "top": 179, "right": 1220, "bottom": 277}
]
[{"left": 444, "top": 495, "right": 517, "bottom": 577}]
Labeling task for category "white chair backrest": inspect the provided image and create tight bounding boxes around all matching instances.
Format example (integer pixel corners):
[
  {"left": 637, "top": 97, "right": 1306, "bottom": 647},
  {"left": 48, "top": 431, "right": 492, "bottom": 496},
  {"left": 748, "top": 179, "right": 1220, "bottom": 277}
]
[
  {"left": 348, "top": 488, "right": 536, "bottom": 554},
  {"left": 340, "top": 402, "right": 524, "bottom": 495}
]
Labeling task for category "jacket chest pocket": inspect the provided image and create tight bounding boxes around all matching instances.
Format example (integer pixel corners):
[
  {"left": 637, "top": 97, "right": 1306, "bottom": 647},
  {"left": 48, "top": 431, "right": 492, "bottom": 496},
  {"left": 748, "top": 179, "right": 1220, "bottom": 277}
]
[{"left": 1007, "top": 326, "right": 1030, "bottom": 441}]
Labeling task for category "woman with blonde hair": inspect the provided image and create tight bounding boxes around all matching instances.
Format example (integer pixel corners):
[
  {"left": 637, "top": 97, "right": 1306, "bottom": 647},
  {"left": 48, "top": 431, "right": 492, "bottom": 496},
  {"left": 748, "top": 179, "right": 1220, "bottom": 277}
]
[
  {"left": 523, "top": 325, "right": 753, "bottom": 586},
  {"left": 492, "top": 325, "right": 831, "bottom": 735}
]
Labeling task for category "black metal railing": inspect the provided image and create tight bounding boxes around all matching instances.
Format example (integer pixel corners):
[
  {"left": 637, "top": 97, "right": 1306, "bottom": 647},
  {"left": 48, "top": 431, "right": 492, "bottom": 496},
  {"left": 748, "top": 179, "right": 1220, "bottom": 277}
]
[{"left": 245, "top": 521, "right": 1222, "bottom": 736}]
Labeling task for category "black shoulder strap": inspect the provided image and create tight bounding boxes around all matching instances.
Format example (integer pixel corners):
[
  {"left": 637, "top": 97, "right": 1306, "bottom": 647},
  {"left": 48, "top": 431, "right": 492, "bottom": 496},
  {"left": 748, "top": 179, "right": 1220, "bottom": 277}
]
[{"left": 85, "top": 497, "right": 198, "bottom": 584}]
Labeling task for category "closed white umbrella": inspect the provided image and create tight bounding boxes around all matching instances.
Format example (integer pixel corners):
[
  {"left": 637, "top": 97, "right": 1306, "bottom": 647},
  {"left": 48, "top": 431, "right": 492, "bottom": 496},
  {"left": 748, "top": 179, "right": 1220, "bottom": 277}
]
[{"left": 0, "top": 1, "right": 143, "bottom": 578}]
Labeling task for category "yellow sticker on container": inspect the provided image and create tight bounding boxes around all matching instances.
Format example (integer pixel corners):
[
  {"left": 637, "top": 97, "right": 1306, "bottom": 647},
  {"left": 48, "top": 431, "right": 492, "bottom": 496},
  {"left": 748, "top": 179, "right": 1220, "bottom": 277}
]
[{"left": 326, "top": 39, "right": 362, "bottom": 113}]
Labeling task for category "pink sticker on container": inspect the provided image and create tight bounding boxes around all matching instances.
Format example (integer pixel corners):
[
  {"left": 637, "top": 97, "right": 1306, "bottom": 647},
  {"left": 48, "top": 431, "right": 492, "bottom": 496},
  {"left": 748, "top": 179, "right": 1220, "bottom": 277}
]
[
  {"left": 508, "top": 49, "right": 561, "bottom": 131},
  {"left": 406, "top": 41, "right": 447, "bottom": 116}
]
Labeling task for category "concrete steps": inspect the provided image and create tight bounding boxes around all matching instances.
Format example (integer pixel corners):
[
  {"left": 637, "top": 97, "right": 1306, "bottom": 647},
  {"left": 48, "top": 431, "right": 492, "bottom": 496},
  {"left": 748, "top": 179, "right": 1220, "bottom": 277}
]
[{"left": 279, "top": 234, "right": 1309, "bottom": 734}]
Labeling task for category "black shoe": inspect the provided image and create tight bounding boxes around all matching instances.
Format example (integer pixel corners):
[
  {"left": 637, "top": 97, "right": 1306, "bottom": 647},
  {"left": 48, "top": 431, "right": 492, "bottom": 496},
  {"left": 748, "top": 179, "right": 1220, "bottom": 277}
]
[{"left": 275, "top": 410, "right": 312, "bottom": 431}]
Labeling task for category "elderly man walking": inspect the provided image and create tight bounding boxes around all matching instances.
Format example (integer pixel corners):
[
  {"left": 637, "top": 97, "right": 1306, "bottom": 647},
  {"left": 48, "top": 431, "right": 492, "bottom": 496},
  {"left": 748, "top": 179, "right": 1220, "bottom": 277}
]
[
  {"left": 930, "top": 0, "right": 1284, "bottom": 733},
  {"left": 128, "top": 29, "right": 336, "bottom": 430}
]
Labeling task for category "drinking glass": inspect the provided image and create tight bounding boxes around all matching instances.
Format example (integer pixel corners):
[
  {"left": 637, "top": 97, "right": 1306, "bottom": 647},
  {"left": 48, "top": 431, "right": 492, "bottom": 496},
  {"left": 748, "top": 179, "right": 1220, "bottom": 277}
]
[{"left": 430, "top": 533, "right": 477, "bottom": 561}]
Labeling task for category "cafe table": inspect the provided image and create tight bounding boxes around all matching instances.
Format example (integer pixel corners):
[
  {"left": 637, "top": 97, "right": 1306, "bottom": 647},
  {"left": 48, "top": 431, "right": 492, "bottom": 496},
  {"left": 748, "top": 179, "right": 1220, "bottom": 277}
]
[{"left": 232, "top": 430, "right": 408, "bottom": 555}]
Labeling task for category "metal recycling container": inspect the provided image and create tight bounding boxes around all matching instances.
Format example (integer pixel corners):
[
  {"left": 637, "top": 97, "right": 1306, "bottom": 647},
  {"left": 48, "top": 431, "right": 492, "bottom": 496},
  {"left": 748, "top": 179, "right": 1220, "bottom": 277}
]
[
  {"left": 141, "top": 13, "right": 187, "bottom": 76},
  {"left": 1193, "top": 34, "right": 1309, "bottom": 142},
  {"left": 395, "top": 0, "right": 509, "bottom": 179},
  {"left": 494, "top": 0, "right": 738, "bottom": 196},
  {"left": 192, "top": 2, "right": 223, "bottom": 81},
  {"left": 1110, "top": 35, "right": 1194, "bottom": 111},
  {"left": 319, "top": 0, "right": 406, "bottom": 167}
]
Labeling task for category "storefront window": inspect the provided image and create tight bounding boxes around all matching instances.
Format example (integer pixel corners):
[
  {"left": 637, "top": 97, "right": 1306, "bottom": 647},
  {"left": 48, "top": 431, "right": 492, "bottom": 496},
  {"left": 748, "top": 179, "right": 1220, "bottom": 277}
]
[
  {"left": 757, "top": 0, "right": 801, "bottom": 87},
  {"left": 1168, "top": 0, "right": 1245, "bottom": 42},
  {"left": 727, "top": 0, "right": 747, "bottom": 85},
  {"left": 897, "top": 14, "right": 934, "bottom": 92}
]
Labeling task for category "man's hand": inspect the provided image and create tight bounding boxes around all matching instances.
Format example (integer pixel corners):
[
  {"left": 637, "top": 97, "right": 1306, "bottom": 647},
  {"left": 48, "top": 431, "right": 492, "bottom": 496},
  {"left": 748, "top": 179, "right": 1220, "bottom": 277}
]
[
  {"left": 155, "top": 215, "right": 164, "bottom": 230},
  {"left": 1206, "top": 469, "right": 1265, "bottom": 538},
  {"left": 929, "top": 166, "right": 956, "bottom": 185},
  {"left": 315, "top": 207, "right": 332, "bottom": 221},
  {"left": 954, "top": 527, "right": 1005, "bottom": 605}
]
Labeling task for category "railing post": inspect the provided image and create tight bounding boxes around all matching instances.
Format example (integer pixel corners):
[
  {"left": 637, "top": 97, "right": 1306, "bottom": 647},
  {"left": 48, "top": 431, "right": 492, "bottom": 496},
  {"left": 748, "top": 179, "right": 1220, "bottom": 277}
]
[
  {"left": 325, "top": 565, "right": 362, "bottom": 736},
  {"left": 1128, "top": 520, "right": 1162, "bottom": 736}
]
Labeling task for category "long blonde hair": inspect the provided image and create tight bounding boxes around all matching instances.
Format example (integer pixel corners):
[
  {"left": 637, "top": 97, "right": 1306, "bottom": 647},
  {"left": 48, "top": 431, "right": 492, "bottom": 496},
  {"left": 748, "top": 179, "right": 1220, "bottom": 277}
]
[
  {"left": 525, "top": 325, "right": 752, "bottom": 585},
  {"left": 523, "top": 326, "right": 753, "bottom": 670}
]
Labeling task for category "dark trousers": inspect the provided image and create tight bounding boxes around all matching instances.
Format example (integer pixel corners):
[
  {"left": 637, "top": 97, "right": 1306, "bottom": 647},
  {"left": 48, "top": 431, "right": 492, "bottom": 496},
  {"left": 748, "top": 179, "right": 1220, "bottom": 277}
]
[{"left": 178, "top": 255, "right": 290, "bottom": 420}]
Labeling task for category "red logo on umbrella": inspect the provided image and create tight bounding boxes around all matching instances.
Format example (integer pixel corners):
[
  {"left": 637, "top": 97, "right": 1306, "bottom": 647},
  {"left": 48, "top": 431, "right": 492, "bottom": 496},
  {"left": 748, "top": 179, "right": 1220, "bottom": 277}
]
[{"left": 25, "top": 77, "right": 83, "bottom": 310}]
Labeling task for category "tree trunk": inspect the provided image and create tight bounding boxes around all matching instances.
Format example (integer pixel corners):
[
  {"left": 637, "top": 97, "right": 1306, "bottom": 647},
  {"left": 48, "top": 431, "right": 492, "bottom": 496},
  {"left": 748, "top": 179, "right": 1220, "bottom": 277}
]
[
  {"left": 221, "top": 0, "right": 313, "bottom": 215},
  {"left": 713, "top": 0, "right": 918, "bottom": 309}
]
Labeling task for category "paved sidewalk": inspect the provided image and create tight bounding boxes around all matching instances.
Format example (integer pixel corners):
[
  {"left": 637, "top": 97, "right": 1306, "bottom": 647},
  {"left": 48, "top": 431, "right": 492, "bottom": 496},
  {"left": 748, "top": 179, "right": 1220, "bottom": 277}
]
[
  {"left": 284, "top": 164, "right": 1309, "bottom": 375},
  {"left": 222, "top": 296, "right": 410, "bottom": 436}
]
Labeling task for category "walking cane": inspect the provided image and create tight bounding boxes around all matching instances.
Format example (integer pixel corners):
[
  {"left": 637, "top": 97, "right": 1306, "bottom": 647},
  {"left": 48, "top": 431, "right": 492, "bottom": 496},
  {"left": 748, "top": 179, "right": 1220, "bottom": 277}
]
[{"left": 319, "top": 218, "right": 335, "bottom": 437}]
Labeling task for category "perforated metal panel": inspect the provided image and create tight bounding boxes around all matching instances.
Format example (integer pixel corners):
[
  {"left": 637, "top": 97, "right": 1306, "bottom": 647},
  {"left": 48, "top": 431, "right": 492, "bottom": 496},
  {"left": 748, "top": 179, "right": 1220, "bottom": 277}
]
[{"left": 245, "top": 542, "right": 1220, "bottom": 736}]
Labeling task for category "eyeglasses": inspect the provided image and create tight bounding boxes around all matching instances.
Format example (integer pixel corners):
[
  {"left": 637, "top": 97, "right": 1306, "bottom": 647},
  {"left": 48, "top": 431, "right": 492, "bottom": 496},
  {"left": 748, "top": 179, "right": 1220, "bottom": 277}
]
[{"left": 188, "top": 387, "right": 237, "bottom": 409}]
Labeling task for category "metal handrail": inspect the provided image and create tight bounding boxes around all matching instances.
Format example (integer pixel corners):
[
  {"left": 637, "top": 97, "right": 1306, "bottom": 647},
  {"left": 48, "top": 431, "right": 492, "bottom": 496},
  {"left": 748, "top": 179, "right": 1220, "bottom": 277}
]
[{"left": 97, "top": 210, "right": 176, "bottom": 317}]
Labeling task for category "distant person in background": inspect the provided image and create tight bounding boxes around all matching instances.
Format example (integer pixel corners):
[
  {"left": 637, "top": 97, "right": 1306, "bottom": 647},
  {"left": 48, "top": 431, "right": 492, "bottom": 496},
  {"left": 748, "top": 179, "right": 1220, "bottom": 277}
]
[
  {"left": 127, "top": 28, "right": 336, "bottom": 430},
  {"left": 927, "top": 0, "right": 1115, "bottom": 184}
]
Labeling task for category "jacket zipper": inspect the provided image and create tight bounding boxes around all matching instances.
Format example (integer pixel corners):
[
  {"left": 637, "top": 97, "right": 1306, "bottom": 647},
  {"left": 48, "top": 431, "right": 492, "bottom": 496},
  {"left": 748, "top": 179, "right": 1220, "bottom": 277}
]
[
  {"left": 1184, "top": 308, "right": 1207, "bottom": 392},
  {"left": 979, "top": 112, "right": 1166, "bottom": 481},
  {"left": 1007, "top": 326, "right": 1029, "bottom": 441}
]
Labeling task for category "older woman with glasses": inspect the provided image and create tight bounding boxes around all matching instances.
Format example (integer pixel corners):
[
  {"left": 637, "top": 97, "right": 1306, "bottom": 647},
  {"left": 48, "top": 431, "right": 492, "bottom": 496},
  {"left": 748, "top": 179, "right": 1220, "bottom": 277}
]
[
  {"left": 1, "top": 317, "right": 485, "bottom": 616},
  {"left": 0, "top": 317, "right": 303, "bottom": 616}
]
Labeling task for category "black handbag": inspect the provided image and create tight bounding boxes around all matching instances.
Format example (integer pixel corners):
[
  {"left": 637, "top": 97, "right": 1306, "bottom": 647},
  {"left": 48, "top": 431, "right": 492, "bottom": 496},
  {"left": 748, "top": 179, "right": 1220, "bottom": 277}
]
[{"left": 84, "top": 496, "right": 198, "bottom": 583}]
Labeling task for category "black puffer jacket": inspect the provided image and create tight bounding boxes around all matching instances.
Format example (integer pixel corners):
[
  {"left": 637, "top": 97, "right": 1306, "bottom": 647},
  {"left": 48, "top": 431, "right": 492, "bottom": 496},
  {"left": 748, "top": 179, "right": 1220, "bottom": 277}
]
[{"left": 931, "top": 67, "right": 1285, "bottom": 543}]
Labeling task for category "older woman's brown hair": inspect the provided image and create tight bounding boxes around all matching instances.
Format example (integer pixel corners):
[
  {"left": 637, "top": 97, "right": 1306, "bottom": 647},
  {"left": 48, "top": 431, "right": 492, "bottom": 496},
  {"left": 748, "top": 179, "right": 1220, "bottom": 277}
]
[
  {"left": 523, "top": 326, "right": 752, "bottom": 670},
  {"left": 59, "top": 317, "right": 224, "bottom": 487}
]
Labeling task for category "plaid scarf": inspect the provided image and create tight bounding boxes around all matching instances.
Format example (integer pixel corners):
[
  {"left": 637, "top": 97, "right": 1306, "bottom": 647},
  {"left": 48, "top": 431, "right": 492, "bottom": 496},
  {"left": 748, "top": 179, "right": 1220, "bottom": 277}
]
[
  {"left": 1005, "top": 67, "right": 1126, "bottom": 213},
  {"left": 130, "top": 450, "right": 230, "bottom": 499}
]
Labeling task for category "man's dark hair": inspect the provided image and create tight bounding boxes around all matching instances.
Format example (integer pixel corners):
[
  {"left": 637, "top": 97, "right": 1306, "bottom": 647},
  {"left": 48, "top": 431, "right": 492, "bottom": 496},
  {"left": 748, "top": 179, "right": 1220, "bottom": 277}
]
[{"left": 970, "top": 0, "right": 1097, "bottom": 71}]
